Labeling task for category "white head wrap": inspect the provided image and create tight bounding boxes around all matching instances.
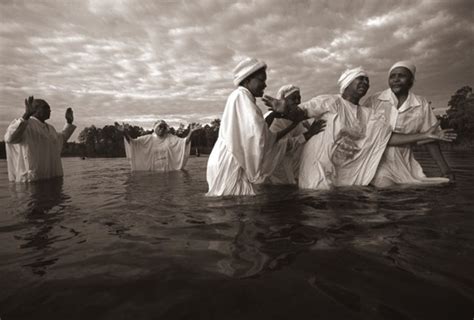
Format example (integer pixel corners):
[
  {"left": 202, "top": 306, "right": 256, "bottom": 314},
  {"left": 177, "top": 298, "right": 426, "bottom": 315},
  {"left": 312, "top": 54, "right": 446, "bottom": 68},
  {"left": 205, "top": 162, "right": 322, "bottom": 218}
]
[
  {"left": 389, "top": 61, "right": 416, "bottom": 78},
  {"left": 276, "top": 84, "right": 300, "bottom": 99},
  {"left": 153, "top": 120, "right": 168, "bottom": 133},
  {"left": 233, "top": 57, "right": 267, "bottom": 86},
  {"left": 337, "top": 67, "right": 368, "bottom": 94}
]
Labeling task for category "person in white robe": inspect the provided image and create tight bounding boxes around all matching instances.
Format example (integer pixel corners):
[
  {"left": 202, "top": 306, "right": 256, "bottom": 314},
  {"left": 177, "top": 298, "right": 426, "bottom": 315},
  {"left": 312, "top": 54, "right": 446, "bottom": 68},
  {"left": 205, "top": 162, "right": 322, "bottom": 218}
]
[
  {"left": 364, "top": 61, "right": 454, "bottom": 187},
  {"left": 263, "top": 67, "right": 457, "bottom": 190},
  {"left": 264, "top": 85, "right": 325, "bottom": 184},
  {"left": 116, "top": 121, "right": 199, "bottom": 172},
  {"left": 206, "top": 58, "right": 326, "bottom": 196},
  {"left": 4, "top": 96, "right": 76, "bottom": 182}
]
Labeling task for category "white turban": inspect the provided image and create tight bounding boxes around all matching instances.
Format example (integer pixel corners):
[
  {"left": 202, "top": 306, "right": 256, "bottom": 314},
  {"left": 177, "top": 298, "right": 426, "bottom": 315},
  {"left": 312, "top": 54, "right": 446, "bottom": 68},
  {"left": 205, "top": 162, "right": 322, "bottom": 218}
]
[
  {"left": 389, "top": 61, "right": 416, "bottom": 78},
  {"left": 276, "top": 84, "right": 300, "bottom": 99},
  {"left": 337, "top": 67, "right": 368, "bottom": 94},
  {"left": 233, "top": 57, "right": 267, "bottom": 86},
  {"left": 153, "top": 120, "right": 168, "bottom": 132}
]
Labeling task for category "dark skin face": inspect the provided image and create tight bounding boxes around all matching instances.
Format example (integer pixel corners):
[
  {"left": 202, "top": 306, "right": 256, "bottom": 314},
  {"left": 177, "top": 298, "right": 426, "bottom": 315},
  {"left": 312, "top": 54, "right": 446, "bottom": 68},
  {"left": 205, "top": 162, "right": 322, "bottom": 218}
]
[
  {"left": 342, "top": 75, "right": 370, "bottom": 105},
  {"left": 285, "top": 91, "right": 301, "bottom": 110},
  {"left": 241, "top": 69, "right": 267, "bottom": 98},
  {"left": 155, "top": 122, "right": 168, "bottom": 137},
  {"left": 389, "top": 67, "right": 414, "bottom": 96},
  {"left": 33, "top": 105, "right": 51, "bottom": 122}
]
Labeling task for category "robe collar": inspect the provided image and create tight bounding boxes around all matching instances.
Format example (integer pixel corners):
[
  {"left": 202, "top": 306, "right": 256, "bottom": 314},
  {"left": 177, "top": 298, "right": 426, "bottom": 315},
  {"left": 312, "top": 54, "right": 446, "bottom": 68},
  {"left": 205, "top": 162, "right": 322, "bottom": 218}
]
[
  {"left": 238, "top": 86, "right": 257, "bottom": 103},
  {"left": 377, "top": 88, "right": 422, "bottom": 113},
  {"left": 30, "top": 116, "right": 50, "bottom": 130}
]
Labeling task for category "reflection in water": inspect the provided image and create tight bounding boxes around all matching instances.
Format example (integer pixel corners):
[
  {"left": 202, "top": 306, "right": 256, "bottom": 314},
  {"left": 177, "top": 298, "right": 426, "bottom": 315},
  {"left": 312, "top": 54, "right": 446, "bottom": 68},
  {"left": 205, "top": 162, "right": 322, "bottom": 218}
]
[
  {"left": 214, "top": 206, "right": 316, "bottom": 278},
  {"left": 0, "top": 154, "right": 473, "bottom": 319},
  {"left": 8, "top": 178, "right": 71, "bottom": 275}
]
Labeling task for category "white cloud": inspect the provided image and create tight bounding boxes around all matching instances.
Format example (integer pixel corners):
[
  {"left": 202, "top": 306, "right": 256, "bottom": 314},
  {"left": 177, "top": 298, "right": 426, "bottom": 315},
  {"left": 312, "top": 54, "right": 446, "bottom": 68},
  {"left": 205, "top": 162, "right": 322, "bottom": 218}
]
[{"left": 0, "top": 0, "right": 472, "bottom": 140}]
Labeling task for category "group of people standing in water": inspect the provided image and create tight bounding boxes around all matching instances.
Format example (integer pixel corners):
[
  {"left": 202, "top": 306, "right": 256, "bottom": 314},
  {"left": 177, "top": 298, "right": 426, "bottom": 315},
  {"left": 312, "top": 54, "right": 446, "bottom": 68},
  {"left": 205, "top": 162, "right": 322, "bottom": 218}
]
[
  {"left": 206, "top": 58, "right": 456, "bottom": 195},
  {"left": 5, "top": 58, "right": 456, "bottom": 197}
]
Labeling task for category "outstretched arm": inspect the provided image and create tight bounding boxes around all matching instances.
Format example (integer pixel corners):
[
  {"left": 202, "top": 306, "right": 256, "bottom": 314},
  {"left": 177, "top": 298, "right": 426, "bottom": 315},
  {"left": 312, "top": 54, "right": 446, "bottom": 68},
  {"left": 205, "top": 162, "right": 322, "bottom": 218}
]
[
  {"left": 265, "top": 111, "right": 280, "bottom": 127},
  {"left": 185, "top": 123, "right": 202, "bottom": 144},
  {"left": 115, "top": 122, "right": 132, "bottom": 142},
  {"left": 425, "top": 142, "right": 455, "bottom": 180},
  {"left": 388, "top": 122, "right": 457, "bottom": 146}
]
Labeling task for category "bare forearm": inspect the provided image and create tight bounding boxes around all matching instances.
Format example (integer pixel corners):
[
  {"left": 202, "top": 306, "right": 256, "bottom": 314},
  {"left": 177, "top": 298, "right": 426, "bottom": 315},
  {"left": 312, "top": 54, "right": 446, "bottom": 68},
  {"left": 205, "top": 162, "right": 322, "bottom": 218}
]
[
  {"left": 388, "top": 132, "right": 428, "bottom": 146},
  {"left": 185, "top": 131, "right": 193, "bottom": 144},
  {"left": 276, "top": 122, "right": 297, "bottom": 141},
  {"left": 265, "top": 112, "right": 276, "bottom": 127},
  {"left": 61, "top": 123, "right": 76, "bottom": 142},
  {"left": 426, "top": 142, "right": 451, "bottom": 175}
]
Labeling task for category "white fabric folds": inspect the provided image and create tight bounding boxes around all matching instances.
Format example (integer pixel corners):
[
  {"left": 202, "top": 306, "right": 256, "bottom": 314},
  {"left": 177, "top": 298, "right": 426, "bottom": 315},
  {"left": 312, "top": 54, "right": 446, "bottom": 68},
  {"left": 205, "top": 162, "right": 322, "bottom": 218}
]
[
  {"left": 364, "top": 88, "right": 448, "bottom": 186},
  {"left": 264, "top": 112, "right": 309, "bottom": 185},
  {"left": 5, "top": 116, "right": 76, "bottom": 182},
  {"left": 124, "top": 134, "right": 190, "bottom": 171},
  {"left": 206, "top": 87, "right": 304, "bottom": 196},
  {"left": 297, "top": 95, "right": 392, "bottom": 189}
]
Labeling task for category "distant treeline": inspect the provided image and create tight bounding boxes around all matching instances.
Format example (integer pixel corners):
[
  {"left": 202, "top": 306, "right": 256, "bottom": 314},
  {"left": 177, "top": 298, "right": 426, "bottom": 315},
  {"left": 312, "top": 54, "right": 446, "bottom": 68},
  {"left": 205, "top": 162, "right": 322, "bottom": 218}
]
[
  {"left": 0, "top": 86, "right": 473, "bottom": 159},
  {"left": 435, "top": 86, "right": 474, "bottom": 150},
  {"left": 0, "top": 119, "right": 220, "bottom": 159}
]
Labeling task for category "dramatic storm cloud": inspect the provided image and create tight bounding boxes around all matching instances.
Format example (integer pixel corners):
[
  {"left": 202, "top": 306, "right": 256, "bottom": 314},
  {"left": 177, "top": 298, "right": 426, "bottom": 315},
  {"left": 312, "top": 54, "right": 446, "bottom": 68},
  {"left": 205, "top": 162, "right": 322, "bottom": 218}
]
[{"left": 1, "top": 0, "right": 473, "bottom": 139}]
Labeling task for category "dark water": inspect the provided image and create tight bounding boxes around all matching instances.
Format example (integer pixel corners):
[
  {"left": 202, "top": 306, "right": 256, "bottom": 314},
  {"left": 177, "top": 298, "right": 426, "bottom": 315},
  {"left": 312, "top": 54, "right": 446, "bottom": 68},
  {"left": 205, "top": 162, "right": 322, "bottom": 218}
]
[{"left": 0, "top": 152, "right": 473, "bottom": 320}]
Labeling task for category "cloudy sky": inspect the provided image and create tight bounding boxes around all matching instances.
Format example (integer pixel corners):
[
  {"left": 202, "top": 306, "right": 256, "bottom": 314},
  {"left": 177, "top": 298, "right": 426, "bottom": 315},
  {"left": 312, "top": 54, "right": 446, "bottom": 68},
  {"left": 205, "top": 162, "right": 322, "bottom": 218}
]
[{"left": 1, "top": 0, "right": 473, "bottom": 140}]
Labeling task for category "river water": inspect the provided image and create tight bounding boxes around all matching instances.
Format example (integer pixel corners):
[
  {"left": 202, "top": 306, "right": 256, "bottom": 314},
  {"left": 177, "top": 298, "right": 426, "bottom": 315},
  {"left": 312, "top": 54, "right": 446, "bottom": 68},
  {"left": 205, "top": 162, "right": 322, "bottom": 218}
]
[{"left": 0, "top": 152, "right": 473, "bottom": 319}]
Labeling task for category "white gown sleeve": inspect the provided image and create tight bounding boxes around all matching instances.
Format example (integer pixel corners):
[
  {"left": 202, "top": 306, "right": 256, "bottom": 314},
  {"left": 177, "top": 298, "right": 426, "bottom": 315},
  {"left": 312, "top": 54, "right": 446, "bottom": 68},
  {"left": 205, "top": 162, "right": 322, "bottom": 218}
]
[
  {"left": 4, "top": 118, "right": 28, "bottom": 144},
  {"left": 221, "top": 89, "right": 276, "bottom": 183},
  {"left": 59, "top": 123, "right": 77, "bottom": 143},
  {"left": 124, "top": 135, "right": 154, "bottom": 171},
  {"left": 166, "top": 135, "right": 191, "bottom": 170}
]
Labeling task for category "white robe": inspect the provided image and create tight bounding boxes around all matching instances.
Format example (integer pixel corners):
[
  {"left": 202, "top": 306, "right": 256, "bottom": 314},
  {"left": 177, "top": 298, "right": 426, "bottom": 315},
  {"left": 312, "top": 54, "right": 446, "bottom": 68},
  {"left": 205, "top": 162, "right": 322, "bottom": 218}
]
[
  {"left": 264, "top": 112, "right": 309, "bottom": 185},
  {"left": 364, "top": 89, "right": 449, "bottom": 186},
  {"left": 298, "top": 95, "right": 392, "bottom": 190},
  {"left": 206, "top": 87, "right": 305, "bottom": 196},
  {"left": 124, "top": 133, "right": 190, "bottom": 171},
  {"left": 4, "top": 116, "right": 76, "bottom": 182}
]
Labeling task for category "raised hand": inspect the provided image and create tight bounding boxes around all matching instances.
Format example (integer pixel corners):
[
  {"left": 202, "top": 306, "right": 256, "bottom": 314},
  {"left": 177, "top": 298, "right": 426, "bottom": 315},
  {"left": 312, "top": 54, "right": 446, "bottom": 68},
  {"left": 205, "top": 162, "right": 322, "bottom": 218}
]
[
  {"left": 262, "top": 95, "right": 288, "bottom": 114},
  {"left": 307, "top": 119, "right": 326, "bottom": 136},
  {"left": 114, "top": 122, "right": 128, "bottom": 133},
  {"left": 189, "top": 123, "right": 202, "bottom": 133},
  {"left": 425, "top": 122, "right": 457, "bottom": 142},
  {"left": 23, "top": 96, "right": 35, "bottom": 119},
  {"left": 65, "top": 107, "right": 74, "bottom": 124},
  {"left": 303, "top": 119, "right": 326, "bottom": 141}
]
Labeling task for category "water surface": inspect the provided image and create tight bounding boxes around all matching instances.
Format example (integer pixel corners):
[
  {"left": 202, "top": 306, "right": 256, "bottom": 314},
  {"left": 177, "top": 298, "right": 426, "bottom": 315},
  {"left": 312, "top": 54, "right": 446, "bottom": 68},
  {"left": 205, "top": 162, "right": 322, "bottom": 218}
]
[{"left": 0, "top": 152, "right": 473, "bottom": 319}]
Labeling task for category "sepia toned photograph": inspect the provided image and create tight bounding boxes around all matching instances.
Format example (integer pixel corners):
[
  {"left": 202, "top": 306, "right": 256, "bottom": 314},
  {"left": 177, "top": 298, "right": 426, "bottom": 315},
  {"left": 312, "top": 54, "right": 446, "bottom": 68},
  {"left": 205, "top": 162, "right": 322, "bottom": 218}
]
[{"left": 0, "top": 0, "right": 473, "bottom": 319}]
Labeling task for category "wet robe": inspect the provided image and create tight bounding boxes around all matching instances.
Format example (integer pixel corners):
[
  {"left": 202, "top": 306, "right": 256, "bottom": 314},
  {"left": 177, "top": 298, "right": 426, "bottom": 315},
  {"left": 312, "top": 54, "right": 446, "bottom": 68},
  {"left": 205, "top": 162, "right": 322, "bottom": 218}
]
[
  {"left": 124, "top": 134, "right": 190, "bottom": 171},
  {"left": 264, "top": 113, "right": 309, "bottom": 185},
  {"left": 298, "top": 95, "right": 392, "bottom": 190},
  {"left": 206, "top": 87, "right": 305, "bottom": 196},
  {"left": 364, "top": 89, "right": 449, "bottom": 186},
  {"left": 5, "top": 116, "right": 76, "bottom": 182}
]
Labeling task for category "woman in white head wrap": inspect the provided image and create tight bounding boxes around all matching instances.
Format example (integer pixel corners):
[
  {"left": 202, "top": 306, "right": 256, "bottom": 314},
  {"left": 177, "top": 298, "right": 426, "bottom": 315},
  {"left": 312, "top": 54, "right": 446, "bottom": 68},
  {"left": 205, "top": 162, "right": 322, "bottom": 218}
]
[
  {"left": 364, "top": 61, "right": 455, "bottom": 186},
  {"left": 263, "top": 67, "right": 456, "bottom": 190},
  {"left": 263, "top": 85, "right": 325, "bottom": 184},
  {"left": 116, "top": 120, "right": 200, "bottom": 171},
  {"left": 206, "top": 58, "right": 325, "bottom": 196}
]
